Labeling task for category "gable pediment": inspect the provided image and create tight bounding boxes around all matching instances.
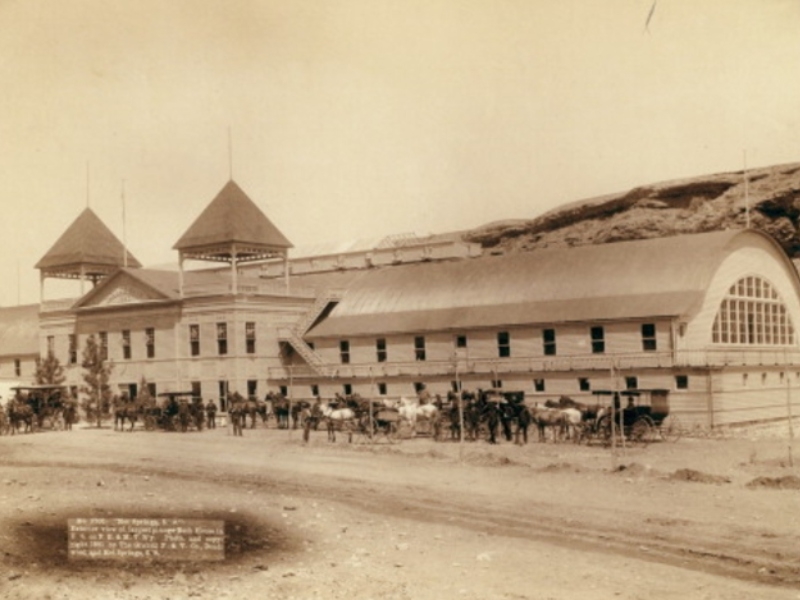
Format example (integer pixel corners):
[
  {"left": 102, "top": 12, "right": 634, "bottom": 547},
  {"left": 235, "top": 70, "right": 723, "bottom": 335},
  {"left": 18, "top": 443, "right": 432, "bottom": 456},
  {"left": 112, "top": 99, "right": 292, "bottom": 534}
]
[{"left": 78, "top": 273, "right": 171, "bottom": 309}]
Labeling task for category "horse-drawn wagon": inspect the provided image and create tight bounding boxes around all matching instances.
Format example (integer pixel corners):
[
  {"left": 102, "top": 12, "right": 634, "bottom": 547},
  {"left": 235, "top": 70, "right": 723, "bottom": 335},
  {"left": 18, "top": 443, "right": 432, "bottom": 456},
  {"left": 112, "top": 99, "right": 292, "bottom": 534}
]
[
  {"left": 9, "top": 384, "right": 72, "bottom": 431},
  {"left": 587, "top": 389, "right": 681, "bottom": 445}
]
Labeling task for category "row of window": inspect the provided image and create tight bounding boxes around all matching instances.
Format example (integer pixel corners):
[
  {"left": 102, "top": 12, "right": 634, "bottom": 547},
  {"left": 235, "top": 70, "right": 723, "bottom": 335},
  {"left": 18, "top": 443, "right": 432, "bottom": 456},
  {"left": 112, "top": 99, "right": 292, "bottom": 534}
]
[
  {"left": 294, "top": 374, "right": 691, "bottom": 398},
  {"left": 55, "top": 322, "right": 257, "bottom": 364},
  {"left": 338, "top": 325, "right": 659, "bottom": 364}
]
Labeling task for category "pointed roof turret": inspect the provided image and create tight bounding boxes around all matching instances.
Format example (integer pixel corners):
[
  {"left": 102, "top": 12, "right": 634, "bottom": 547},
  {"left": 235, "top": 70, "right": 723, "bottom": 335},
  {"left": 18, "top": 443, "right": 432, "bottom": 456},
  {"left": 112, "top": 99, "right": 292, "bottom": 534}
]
[
  {"left": 173, "top": 180, "right": 293, "bottom": 258},
  {"left": 36, "top": 208, "right": 141, "bottom": 284},
  {"left": 173, "top": 180, "right": 293, "bottom": 295}
]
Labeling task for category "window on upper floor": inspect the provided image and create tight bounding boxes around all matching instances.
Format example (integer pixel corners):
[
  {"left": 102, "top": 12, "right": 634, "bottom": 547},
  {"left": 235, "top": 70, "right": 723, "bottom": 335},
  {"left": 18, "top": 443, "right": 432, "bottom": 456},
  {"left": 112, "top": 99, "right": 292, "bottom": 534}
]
[
  {"left": 217, "top": 323, "right": 228, "bottom": 355},
  {"left": 339, "top": 340, "right": 350, "bottom": 364},
  {"left": 712, "top": 276, "right": 795, "bottom": 345},
  {"left": 455, "top": 335, "right": 468, "bottom": 349},
  {"left": 543, "top": 329, "right": 556, "bottom": 356},
  {"left": 497, "top": 331, "right": 511, "bottom": 358},
  {"left": 99, "top": 331, "right": 108, "bottom": 361},
  {"left": 414, "top": 336, "right": 426, "bottom": 361},
  {"left": 590, "top": 326, "right": 605, "bottom": 354},
  {"left": 190, "top": 324, "right": 200, "bottom": 357},
  {"left": 246, "top": 322, "right": 256, "bottom": 354},
  {"left": 675, "top": 375, "right": 688, "bottom": 390},
  {"left": 625, "top": 376, "right": 638, "bottom": 390},
  {"left": 641, "top": 323, "right": 657, "bottom": 351},
  {"left": 533, "top": 378, "right": 545, "bottom": 392},
  {"left": 377, "top": 382, "right": 387, "bottom": 396},
  {"left": 376, "top": 338, "right": 387, "bottom": 363},
  {"left": 145, "top": 328, "right": 155, "bottom": 359},
  {"left": 122, "top": 330, "right": 131, "bottom": 360},
  {"left": 579, "top": 378, "right": 591, "bottom": 392}
]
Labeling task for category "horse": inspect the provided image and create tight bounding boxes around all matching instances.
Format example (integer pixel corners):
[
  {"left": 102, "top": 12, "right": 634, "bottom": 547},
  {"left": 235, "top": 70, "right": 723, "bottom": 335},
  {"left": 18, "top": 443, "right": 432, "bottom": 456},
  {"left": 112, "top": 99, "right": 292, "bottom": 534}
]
[
  {"left": 319, "top": 400, "right": 356, "bottom": 442},
  {"left": 398, "top": 396, "right": 438, "bottom": 436},
  {"left": 114, "top": 395, "right": 140, "bottom": 432},
  {"left": 529, "top": 404, "right": 570, "bottom": 443},
  {"left": 7, "top": 398, "right": 34, "bottom": 434},
  {"left": 63, "top": 399, "right": 78, "bottom": 431}
]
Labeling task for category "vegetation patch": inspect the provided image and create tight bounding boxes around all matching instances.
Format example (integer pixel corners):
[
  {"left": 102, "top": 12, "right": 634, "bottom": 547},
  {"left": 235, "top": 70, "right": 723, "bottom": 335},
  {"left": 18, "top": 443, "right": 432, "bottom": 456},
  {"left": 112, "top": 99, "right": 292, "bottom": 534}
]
[
  {"left": 667, "top": 468, "right": 731, "bottom": 485},
  {"left": 746, "top": 475, "right": 800, "bottom": 490}
]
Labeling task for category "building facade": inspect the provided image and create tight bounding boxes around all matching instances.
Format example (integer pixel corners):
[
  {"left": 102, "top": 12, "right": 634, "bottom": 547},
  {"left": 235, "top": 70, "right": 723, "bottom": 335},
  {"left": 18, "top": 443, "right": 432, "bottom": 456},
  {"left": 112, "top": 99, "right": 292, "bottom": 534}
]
[{"left": 12, "top": 179, "right": 800, "bottom": 427}]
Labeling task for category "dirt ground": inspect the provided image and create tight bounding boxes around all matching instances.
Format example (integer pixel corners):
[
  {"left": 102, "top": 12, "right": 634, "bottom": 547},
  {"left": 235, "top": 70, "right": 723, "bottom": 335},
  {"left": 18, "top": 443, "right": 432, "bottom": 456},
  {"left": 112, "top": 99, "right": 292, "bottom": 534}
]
[{"left": 2, "top": 419, "right": 800, "bottom": 600}]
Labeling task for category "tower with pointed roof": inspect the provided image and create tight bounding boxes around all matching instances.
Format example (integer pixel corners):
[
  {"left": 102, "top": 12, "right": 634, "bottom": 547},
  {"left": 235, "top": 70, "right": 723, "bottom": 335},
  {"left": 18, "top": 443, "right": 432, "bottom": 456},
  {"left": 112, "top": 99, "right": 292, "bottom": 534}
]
[
  {"left": 35, "top": 208, "right": 141, "bottom": 301},
  {"left": 173, "top": 180, "right": 293, "bottom": 296}
]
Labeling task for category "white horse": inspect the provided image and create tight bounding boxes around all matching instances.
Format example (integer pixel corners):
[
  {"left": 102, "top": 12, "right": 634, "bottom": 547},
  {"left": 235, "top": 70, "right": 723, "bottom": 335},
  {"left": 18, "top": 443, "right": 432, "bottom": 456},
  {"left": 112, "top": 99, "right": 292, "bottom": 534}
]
[
  {"left": 398, "top": 396, "right": 438, "bottom": 436},
  {"left": 319, "top": 402, "right": 356, "bottom": 442}
]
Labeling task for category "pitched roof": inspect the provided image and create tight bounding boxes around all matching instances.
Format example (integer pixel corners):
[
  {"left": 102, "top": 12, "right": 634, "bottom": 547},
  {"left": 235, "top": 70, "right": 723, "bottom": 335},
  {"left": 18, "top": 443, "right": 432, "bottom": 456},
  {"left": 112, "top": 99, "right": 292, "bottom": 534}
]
[
  {"left": 35, "top": 208, "right": 141, "bottom": 271},
  {"left": 0, "top": 304, "right": 39, "bottom": 356},
  {"left": 306, "top": 229, "right": 791, "bottom": 338},
  {"left": 173, "top": 180, "right": 293, "bottom": 252}
]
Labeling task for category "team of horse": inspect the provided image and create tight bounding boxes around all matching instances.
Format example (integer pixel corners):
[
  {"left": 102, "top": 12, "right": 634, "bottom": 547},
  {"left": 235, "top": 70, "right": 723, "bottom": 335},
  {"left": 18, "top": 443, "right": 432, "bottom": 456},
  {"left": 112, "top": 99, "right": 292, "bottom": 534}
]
[{"left": 0, "top": 388, "right": 78, "bottom": 435}]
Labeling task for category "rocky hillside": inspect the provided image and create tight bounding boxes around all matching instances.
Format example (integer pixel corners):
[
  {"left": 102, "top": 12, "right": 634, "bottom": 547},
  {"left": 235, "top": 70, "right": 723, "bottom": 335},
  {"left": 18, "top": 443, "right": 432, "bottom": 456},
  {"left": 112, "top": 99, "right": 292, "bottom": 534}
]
[{"left": 465, "top": 162, "right": 800, "bottom": 258}]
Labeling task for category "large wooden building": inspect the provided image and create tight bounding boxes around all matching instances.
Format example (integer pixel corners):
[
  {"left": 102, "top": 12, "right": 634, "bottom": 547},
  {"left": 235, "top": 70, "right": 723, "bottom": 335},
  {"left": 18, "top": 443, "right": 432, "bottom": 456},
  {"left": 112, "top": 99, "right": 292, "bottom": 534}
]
[{"left": 8, "top": 179, "right": 800, "bottom": 427}]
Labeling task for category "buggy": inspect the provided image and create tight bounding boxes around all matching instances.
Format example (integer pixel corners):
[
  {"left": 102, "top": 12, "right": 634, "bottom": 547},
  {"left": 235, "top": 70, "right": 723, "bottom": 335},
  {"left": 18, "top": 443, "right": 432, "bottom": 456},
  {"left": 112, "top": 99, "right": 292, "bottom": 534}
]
[{"left": 588, "top": 389, "right": 681, "bottom": 445}]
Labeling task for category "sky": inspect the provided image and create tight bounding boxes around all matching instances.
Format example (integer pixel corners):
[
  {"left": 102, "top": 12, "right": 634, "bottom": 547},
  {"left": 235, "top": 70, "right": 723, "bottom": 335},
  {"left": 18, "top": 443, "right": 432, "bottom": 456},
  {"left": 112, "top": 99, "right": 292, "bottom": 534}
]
[{"left": 1, "top": 0, "right": 799, "bottom": 306}]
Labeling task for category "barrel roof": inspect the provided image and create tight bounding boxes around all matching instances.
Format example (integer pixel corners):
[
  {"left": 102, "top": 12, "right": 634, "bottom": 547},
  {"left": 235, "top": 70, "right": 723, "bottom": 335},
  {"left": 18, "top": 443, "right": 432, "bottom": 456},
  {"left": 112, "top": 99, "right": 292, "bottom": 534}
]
[{"left": 306, "top": 229, "right": 788, "bottom": 338}]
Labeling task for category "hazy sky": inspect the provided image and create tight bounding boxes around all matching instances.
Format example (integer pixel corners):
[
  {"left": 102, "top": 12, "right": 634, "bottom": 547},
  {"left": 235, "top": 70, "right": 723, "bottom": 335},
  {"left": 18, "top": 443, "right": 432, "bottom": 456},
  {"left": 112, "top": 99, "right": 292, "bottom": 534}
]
[{"left": 1, "top": 0, "right": 799, "bottom": 306}]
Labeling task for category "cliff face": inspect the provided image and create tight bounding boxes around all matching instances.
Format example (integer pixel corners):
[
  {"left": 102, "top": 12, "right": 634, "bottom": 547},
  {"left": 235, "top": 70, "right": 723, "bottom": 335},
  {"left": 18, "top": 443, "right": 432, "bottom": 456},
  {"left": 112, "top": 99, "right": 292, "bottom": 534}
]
[{"left": 465, "top": 162, "right": 800, "bottom": 257}]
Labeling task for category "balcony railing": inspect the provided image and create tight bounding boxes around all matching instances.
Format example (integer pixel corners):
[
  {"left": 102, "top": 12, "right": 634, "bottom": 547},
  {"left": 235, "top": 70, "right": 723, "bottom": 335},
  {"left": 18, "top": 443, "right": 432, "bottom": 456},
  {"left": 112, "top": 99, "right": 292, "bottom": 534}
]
[
  {"left": 267, "top": 347, "right": 800, "bottom": 381},
  {"left": 182, "top": 280, "right": 318, "bottom": 298}
]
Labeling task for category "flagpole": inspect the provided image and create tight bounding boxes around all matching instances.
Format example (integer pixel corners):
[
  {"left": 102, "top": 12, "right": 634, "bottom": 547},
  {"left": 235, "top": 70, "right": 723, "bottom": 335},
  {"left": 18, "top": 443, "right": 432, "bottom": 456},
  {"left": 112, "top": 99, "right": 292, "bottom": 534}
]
[{"left": 121, "top": 179, "right": 128, "bottom": 268}]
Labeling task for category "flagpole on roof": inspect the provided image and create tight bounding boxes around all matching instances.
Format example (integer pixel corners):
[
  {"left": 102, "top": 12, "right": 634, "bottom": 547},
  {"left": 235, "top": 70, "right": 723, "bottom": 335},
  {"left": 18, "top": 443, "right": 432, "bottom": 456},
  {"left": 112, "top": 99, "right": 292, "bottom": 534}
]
[
  {"left": 86, "top": 161, "right": 90, "bottom": 209},
  {"left": 228, "top": 126, "right": 233, "bottom": 180},
  {"left": 744, "top": 150, "right": 750, "bottom": 229},
  {"left": 121, "top": 179, "right": 128, "bottom": 268}
]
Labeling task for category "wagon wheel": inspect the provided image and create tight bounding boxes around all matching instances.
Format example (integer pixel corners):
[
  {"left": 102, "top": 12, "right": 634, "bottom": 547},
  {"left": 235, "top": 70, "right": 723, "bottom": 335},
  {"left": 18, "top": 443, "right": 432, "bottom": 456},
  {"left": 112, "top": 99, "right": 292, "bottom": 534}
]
[
  {"left": 630, "top": 416, "right": 653, "bottom": 445},
  {"left": 659, "top": 415, "right": 682, "bottom": 443},
  {"left": 595, "top": 415, "right": 614, "bottom": 446}
]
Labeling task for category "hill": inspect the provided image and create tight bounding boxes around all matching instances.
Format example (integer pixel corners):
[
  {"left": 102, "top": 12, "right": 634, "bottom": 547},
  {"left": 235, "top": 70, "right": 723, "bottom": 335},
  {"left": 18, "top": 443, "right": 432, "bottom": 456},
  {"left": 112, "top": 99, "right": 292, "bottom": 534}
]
[{"left": 464, "top": 162, "right": 800, "bottom": 257}]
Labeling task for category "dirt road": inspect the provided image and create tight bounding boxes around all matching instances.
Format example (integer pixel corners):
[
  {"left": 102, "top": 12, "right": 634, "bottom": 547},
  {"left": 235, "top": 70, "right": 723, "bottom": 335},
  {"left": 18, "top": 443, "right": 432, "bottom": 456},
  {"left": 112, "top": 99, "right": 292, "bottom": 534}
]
[{"left": 1, "top": 422, "right": 800, "bottom": 599}]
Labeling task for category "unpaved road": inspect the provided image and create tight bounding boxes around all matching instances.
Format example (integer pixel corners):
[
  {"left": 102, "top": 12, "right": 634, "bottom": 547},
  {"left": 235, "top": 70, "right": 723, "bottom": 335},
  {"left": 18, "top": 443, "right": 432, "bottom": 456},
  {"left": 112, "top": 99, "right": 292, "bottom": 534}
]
[{"left": 1, "top": 422, "right": 800, "bottom": 599}]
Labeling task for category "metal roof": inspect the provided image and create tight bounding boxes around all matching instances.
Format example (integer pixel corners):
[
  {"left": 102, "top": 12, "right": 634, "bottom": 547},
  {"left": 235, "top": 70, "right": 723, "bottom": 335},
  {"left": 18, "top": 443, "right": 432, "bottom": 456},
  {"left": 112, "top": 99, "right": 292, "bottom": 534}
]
[
  {"left": 173, "top": 180, "right": 293, "bottom": 252},
  {"left": 35, "top": 208, "right": 141, "bottom": 271},
  {"left": 0, "top": 304, "right": 39, "bottom": 356},
  {"left": 306, "top": 229, "right": 784, "bottom": 338}
]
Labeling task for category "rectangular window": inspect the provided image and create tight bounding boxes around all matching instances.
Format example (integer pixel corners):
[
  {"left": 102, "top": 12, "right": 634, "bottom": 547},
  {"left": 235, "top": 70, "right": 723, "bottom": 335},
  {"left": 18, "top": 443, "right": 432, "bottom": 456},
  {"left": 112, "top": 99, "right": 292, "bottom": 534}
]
[
  {"left": 591, "top": 326, "right": 605, "bottom": 354},
  {"left": 414, "top": 336, "right": 426, "bottom": 361},
  {"left": 99, "top": 331, "right": 108, "bottom": 361},
  {"left": 219, "top": 380, "right": 228, "bottom": 412},
  {"left": 145, "top": 328, "right": 155, "bottom": 359},
  {"left": 217, "top": 323, "right": 228, "bottom": 355},
  {"left": 376, "top": 338, "right": 387, "bottom": 362},
  {"left": 675, "top": 375, "right": 689, "bottom": 390},
  {"left": 491, "top": 379, "right": 502, "bottom": 389},
  {"left": 189, "top": 324, "right": 200, "bottom": 357},
  {"left": 641, "top": 323, "right": 657, "bottom": 351},
  {"left": 455, "top": 335, "right": 468, "bottom": 349},
  {"left": 543, "top": 329, "right": 556, "bottom": 356},
  {"left": 14, "top": 359, "right": 21, "bottom": 377},
  {"left": 497, "top": 331, "right": 511, "bottom": 358},
  {"left": 147, "top": 382, "right": 157, "bottom": 398},
  {"left": 122, "top": 330, "right": 131, "bottom": 360},
  {"left": 534, "top": 378, "right": 545, "bottom": 392},
  {"left": 68, "top": 334, "right": 77, "bottom": 365},
  {"left": 377, "top": 382, "right": 387, "bottom": 395},
  {"left": 343, "top": 383, "right": 353, "bottom": 396},
  {"left": 625, "top": 376, "right": 638, "bottom": 390},
  {"left": 579, "top": 377, "right": 591, "bottom": 391},
  {"left": 247, "top": 379, "right": 257, "bottom": 400},
  {"left": 191, "top": 381, "right": 201, "bottom": 402},
  {"left": 47, "top": 335, "right": 55, "bottom": 354},
  {"left": 279, "top": 385, "right": 288, "bottom": 397},
  {"left": 310, "top": 384, "right": 319, "bottom": 398},
  {"left": 339, "top": 340, "right": 350, "bottom": 364},
  {"left": 245, "top": 322, "right": 256, "bottom": 354}
]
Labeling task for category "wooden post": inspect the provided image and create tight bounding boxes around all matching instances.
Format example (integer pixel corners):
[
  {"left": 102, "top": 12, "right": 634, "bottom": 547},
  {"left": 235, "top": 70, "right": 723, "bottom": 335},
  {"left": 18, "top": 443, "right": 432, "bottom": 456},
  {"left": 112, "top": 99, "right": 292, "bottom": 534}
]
[{"left": 787, "top": 378, "right": 795, "bottom": 468}]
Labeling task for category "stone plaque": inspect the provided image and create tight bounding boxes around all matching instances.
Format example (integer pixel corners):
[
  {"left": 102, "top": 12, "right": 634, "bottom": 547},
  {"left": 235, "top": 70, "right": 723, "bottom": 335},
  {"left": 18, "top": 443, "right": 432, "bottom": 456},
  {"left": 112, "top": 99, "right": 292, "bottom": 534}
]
[{"left": 68, "top": 518, "right": 225, "bottom": 561}]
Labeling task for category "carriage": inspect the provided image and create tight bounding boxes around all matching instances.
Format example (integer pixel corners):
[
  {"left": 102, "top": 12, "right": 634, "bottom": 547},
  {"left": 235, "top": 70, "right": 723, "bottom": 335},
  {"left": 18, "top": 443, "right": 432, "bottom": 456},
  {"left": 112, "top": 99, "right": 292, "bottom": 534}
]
[
  {"left": 145, "top": 391, "right": 203, "bottom": 432},
  {"left": 10, "top": 384, "right": 70, "bottom": 431},
  {"left": 588, "top": 388, "right": 681, "bottom": 445}
]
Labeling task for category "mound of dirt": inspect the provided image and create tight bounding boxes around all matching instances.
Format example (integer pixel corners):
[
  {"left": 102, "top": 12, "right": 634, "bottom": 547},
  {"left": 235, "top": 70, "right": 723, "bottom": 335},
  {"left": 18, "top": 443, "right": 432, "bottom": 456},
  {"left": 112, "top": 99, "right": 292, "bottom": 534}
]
[
  {"left": 746, "top": 475, "right": 800, "bottom": 490},
  {"left": 539, "top": 462, "right": 582, "bottom": 473},
  {"left": 611, "top": 463, "right": 652, "bottom": 477},
  {"left": 667, "top": 469, "right": 731, "bottom": 485}
]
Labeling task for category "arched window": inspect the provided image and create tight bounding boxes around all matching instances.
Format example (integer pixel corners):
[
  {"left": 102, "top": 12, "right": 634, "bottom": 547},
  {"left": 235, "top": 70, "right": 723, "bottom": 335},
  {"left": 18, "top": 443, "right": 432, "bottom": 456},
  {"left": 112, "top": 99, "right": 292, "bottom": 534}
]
[{"left": 711, "top": 276, "right": 795, "bottom": 345}]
